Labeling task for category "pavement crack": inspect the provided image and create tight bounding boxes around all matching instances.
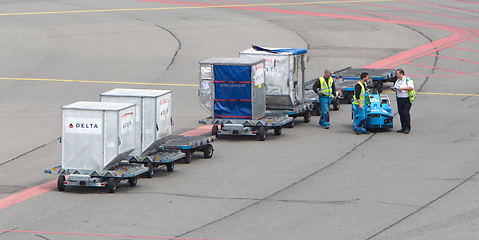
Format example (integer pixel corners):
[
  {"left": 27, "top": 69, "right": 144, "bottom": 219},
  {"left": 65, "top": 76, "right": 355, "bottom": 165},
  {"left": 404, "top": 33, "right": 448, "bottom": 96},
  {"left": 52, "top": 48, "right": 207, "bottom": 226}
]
[
  {"left": 0, "top": 137, "right": 60, "bottom": 167},
  {"left": 152, "top": 24, "right": 182, "bottom": 71},
  {"left": 366, "top": 169, "right": 479, "bottom": 239},
  {"left": 399, "top": 24, "right": 437, "bottom": 92},
  {"left": 131, "top": 18, "right": 181, "bottom": 72}
]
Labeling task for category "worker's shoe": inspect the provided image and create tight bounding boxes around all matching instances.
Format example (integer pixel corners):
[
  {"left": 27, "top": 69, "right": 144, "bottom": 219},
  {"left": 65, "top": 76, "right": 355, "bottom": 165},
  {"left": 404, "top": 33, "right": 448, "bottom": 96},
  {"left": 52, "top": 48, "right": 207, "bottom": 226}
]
[
  {"left": 397, "top": 128, "right": 405, "bottom": 133},
  {"left": 354, "top": 129, "right": 362, "bottom": 135},
  {"left": 362, "top": 130, "right": 370, "bottom": 134},
  {"left": 325, "top": 125, "right": 330, "bottom": 129},
  {"left": 404, "top": 129, "right": 410, "bottom": 134}
]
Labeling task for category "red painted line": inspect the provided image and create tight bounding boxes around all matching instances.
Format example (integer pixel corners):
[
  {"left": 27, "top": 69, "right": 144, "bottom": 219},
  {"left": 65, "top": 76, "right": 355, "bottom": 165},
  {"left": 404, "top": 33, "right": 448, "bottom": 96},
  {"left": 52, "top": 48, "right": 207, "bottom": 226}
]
[
  {"left": 411, "top": 72, "right": 479, "bottom": 78},
  {"left": 215, "top": 99, "right": 252, "bottom": 102},
  {"left": 0, "top": 229, "right": 224, "bottom": 240},
  {"left": 353, "top": 0, "right": 479, "bottom": 22},
  {"left": 0, "top": 180, "right": 57, "bottom": 211},
  {"left": 180, "top": 125, "right": 212, "bottom": 136},
  {"left": 214, "top": 115, "right": 251, "bottom": 118},
  {"left": 405, "top": 62, "right": 466, "bottom": 74},
  {"left": 472, "top": 39, "right": 479, "bottom": 42},
  {"left": 427, "top": 54, "right": 479, "bottom": 65},
  {"left": 450, "top": 46, "right": 479, "bottom": 53},
  {"left": 364, "top": 33, "right": 473, "bottom": 68},
  {"left": 455, "top": 0, "right": 479, "bottom": 4},
  {"left": 400, "top": 0, "right": 479, "bottom": 14}
]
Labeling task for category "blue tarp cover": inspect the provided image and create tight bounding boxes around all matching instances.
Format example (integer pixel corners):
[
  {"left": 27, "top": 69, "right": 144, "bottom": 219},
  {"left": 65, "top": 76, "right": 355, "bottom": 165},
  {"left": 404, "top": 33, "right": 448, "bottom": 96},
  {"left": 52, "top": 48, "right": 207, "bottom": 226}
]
[
  {"left": 213, "top": 65, "right": 253, "bottom": 119},
  {"left": 214, "top": 101, "right": 252, "bottom": 118},
  {"left": 252, "top": 45, "right": 307, "bottom": 55}
]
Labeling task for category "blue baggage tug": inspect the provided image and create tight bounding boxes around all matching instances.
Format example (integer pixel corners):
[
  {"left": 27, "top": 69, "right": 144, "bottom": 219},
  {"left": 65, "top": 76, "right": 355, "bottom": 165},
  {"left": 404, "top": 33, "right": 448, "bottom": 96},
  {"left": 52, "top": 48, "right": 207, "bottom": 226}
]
[
  {"left": 353, "top": 89, "right": 393, "bottom": 130},
  {"left": 198, "top": 57, "right": 293, "bottom": 141}
]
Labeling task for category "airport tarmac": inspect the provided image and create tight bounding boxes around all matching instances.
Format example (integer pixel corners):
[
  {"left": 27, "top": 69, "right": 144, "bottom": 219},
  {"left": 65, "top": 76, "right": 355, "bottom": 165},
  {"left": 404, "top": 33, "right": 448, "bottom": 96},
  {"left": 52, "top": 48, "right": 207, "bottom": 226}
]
[{"left": 1, "top": 0, "right": 479, "bottom": 239}]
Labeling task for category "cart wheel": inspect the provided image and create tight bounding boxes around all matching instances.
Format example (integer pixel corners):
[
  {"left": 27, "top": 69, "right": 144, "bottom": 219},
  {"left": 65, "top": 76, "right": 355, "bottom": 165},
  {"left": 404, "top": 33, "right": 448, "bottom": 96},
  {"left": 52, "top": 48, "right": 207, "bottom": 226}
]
[
  {"left": 166, "top": 162, "right": 174, "bottom": 172},
  {"left": 274, "top": 127, "right": 282, "bottom": 135},
  {"left": 57, "top": 175, "right": 66, "bottom": 191},
  {"left": 203, "top": 144, "right": 213, "bottom": 158},
  {"left": 146, "top": 162, "right": 154, "bottom": 178},
  {"left": 303, "top": 110, "right": 311, "bottom": 123},
  {"left": 212, "top": 125, "right": 218, "bottom": 136},
  {"left": 184, "top": 150, "right": 192, "bottom": 164},
  {"left": 333, "top": 98, "right": 340, "bottom": 111},
  {"left": 108, "top": 178, "right": 116, "bottom": 193},
  {"left": 128, "top": 177, "right": 137, "bottom": 187},
  {"left": 257, "top": 126, "right": 266, "bottom": 141}
]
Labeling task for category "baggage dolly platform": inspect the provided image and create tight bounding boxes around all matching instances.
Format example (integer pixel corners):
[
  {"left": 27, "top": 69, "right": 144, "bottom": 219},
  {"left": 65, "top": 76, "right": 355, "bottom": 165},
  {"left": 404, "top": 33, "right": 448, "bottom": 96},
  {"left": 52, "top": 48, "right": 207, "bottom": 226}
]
[
  {"left": 129, "top": 135, "right": 216, "bottom": 178},
  {"left": 268, "top": 102, "right": 314, "bottom": 128},
  {"left": 199, "top": 112, "right": 293, "bottom": 141},
  {"left": 44, "top": 161, "right": 148, "bottom": 193}
]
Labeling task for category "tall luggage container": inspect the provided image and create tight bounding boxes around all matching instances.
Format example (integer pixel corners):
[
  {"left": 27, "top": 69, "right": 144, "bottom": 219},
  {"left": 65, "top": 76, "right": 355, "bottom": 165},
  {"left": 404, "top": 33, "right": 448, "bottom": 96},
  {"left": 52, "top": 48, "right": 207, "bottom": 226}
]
[
  {"left": 61, "top": 101, "right": 136, "bottom": 170},
  {"left": 239, "top": 46, "right": 313, "bottom": 125},
  {"left": 239, "top": 46, "right": 307, "bottom": 109},
  {"left": 100, "top": 88, "right": 172, "bottom": 155},
  {"left": 199, "top": 57, "right": 266, "bottom": 120}
]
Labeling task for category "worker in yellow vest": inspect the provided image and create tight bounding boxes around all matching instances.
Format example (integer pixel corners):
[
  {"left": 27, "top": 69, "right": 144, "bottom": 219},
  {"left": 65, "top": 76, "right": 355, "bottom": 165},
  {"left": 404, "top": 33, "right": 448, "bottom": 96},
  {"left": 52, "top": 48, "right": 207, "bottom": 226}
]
[
  {"left": 352, "top": 72, "right": 370, "bottom": 135},
  {"left": 313, "top": 68, "right": 337, "bottom": 129}
]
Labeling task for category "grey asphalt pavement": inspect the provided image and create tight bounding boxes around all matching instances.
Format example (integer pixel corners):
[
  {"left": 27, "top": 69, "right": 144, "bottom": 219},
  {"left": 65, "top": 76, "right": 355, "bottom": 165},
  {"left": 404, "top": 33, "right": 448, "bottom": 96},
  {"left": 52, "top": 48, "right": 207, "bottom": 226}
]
[{"left": 1, "top": 0, "right": 479, "bottom": 239}]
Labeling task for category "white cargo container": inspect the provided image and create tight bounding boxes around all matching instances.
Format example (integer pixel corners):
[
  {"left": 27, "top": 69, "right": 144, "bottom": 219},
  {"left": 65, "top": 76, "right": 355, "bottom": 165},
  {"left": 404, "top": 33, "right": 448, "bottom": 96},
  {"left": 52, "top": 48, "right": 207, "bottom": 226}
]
[
  {"left": 100, "top": 88, "right": 172, "bottom": 155},
  {"left": 61, "top": 101, "right": 136, "bottom": 170}
]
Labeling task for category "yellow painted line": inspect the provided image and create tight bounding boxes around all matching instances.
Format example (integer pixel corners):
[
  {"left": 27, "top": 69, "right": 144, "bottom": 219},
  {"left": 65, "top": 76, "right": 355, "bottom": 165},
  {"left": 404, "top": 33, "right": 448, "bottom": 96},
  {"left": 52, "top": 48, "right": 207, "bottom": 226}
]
[
  {"left": 0, "top": 0, "right": 396, "bottom": 16},
  {"left": 3, "top": 77, "right": 478, "bottom": 96},
  {"left": 418, "top": 92, "right": 479, "bottom": 97},
  {"left": 383, "top": 90, "right": 479, "bottom": 97},
  {"left": 0, "top": 77, "right": 198, "bottom": 87}
]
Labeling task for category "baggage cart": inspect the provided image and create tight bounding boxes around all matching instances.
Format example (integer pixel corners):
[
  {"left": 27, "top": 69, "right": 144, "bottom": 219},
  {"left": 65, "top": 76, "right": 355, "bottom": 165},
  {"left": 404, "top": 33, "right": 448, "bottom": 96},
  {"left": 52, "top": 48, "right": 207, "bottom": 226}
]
[
  {"left": 45, "top": 101, "right": 147, "bottom": 193},
  {"left": 100, "top": 88, "right": 172, "bottom": 155},
  {"left": 199, "top": 111, "right": 292, "bottom": 141},
  {"left": 45, "top": 161, "right": 148, "bottom": 193},
  {"left": 332, "top": 67, "right": 396, "bottom": 103},
  {"left": 101, "top": 89, "right": 216, "bottom": 175},
  {"left": 239, "top": 46, "right": 313, "bottom": 124},
  {"left": 128, "top": 135, "right": 216, "bottom": 178},
  {"left": 198, "top": 57, "right": 293, "bottom": 140}
]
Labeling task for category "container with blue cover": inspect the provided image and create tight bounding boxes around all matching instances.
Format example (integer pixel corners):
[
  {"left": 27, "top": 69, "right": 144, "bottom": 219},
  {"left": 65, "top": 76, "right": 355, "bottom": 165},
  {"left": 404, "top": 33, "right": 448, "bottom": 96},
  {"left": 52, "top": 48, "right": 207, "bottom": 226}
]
[
  {"left": 199, "top": 57, "right": 266, "bottom": 120},
  {"left": 198, "top": 57, "right": 292, "bottom": 141}
]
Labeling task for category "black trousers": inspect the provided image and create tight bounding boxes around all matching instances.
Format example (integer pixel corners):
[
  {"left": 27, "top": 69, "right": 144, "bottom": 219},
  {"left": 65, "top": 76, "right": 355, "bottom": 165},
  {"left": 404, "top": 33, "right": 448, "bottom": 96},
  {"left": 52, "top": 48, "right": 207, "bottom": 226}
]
[{"left": 397, "top": 98, "right": 411, "bottom": 130}]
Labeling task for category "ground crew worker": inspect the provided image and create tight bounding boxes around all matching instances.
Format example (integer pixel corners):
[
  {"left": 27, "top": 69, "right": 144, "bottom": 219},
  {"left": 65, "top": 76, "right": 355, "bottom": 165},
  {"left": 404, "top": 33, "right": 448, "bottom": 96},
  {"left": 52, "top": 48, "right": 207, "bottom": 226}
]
[
  {"left": 313, "top": 68, "right": 337, "bottom": 129},
  {"left": 353, "top": 72, "right": 370, "bottom": 135},
  {"left": 391, "top": 68, "right": 416, "bottom": 134}
]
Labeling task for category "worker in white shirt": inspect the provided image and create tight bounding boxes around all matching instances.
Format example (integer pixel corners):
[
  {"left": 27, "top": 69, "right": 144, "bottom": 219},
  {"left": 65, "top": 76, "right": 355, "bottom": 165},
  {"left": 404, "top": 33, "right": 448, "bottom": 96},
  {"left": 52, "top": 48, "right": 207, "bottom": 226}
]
[{"left": 391, "top": 68, "right": 416, "bottom": 134}]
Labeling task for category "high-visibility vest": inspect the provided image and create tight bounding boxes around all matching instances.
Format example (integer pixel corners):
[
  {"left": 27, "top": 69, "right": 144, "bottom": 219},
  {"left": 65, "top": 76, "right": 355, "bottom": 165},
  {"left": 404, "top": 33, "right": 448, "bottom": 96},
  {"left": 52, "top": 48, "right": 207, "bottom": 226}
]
[
  {"left": 396, "top": 76, "right": 416, "bottom": 104},
  {"left": 353, "top": 81, "right": 368, "bottom": 105},
  {"left": 319, "top": 76, "right": 333, "bottom": 96}
]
